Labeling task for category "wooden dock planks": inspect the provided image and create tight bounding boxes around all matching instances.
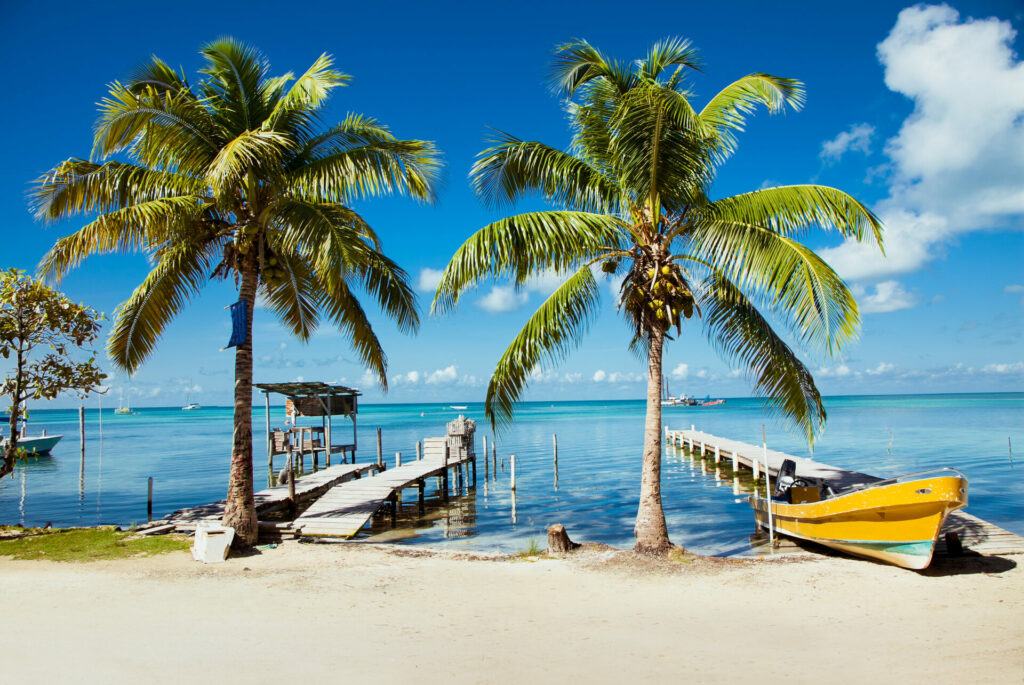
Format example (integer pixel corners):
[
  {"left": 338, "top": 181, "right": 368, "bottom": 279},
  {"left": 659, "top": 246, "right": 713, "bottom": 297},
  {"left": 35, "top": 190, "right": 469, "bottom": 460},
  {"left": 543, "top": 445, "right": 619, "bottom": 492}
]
[
  {"left": 294, "top": 453, "right": 473, "bottom": 538},
  {"left": 667, "top": 427, "right": 1024, "bottom": 557},
  {"left": 162, "top": 462, "right": 380, "bottom": 530}
]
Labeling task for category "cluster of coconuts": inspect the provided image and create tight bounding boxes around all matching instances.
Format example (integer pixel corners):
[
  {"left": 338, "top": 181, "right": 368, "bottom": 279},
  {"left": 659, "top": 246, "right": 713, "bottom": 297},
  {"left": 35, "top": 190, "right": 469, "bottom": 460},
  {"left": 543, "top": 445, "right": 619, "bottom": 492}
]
[
  {"left": 260, "top": 252, "right": 288, "bottom": 289},
  {"left": 628, "top": 263, "right": 694, "bottom": 332}
]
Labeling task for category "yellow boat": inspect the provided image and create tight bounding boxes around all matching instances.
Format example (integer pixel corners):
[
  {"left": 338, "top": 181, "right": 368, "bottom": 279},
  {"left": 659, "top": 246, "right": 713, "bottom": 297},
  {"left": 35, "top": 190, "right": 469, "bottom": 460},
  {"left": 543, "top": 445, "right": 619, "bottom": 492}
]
[{"left": 750, "top": 462, "right": 968, "bottom": 570}]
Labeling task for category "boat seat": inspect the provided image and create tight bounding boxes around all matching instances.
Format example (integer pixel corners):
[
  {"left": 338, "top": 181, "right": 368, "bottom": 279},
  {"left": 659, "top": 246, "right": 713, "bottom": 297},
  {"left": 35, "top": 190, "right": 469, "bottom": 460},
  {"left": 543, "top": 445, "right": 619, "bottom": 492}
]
[{"left": 774, "top": 459, "right": 798, "bottom": 500}]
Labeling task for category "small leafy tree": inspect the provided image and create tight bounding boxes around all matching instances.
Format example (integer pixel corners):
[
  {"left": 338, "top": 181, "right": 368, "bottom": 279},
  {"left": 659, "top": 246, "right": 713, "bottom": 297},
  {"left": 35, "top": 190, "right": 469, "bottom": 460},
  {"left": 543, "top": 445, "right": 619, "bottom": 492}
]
[{"left": 0, "top": 269, "right": 105, "bottom": 477}]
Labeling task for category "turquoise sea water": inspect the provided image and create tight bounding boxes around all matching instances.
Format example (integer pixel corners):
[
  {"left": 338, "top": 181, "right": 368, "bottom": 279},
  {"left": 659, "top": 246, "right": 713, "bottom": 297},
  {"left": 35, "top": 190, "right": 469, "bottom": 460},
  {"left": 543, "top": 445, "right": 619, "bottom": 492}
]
[{"left": 1, "top": 393, "right": 1021, "bottom": 555}]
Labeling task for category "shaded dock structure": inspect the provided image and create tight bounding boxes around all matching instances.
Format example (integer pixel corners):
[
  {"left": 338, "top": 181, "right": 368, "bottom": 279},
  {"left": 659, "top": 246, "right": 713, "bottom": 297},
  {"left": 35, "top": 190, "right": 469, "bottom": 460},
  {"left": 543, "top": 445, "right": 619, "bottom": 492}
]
[
  {"left": 256, "top": 382, "right": 360, "bottom": 485},
  {"left": 666, "top": 426, "right": 1024, "bottom": 558}
]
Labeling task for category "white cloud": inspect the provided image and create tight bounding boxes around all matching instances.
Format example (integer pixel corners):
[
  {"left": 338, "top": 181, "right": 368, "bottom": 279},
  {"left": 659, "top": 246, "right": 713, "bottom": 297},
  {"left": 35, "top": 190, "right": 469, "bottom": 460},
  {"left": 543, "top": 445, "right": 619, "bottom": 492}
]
[
  {"left": 426, "top": 365, "right": 458, "bottom": 384},
  {"left": 728, "top": 369, "right": 743, "bottom": 378},
  {"left": 607, "top": 371, "right": 643, "bottom": 383},
  {"left": 695, "top": 369, "right": 710, "bottom": 380},
  {"left": 477, "top": 286, "right": 529, "bottom": 313},
  {"left": 592, "top": 369, "right": 607, "bottom": 382},
  {"left": 865, "top": 362, "right": 896, "bottom": 376},
  {"left": 417, "top": 268, "right": 444, "bottom": 293},
  {"left": 1004, "top": 284, "right": 1024, "bottom": 293},
  {"left": 358, "top": 370, "right": 377, "bottom": 389},
  {"left": 817, "top": 364, "right": 852, "bottom": 378},
  {"left": 669, "top": 363, "right": 689, "bottom": 380},
  {"left": 404, "top": 371, "right": 421, "bottom": 384},
  {"left": 821, "top": 6, "right": 1024, "bottom": 282},
  {"left": 522, "top": 268, "right": 571, "bottom": 295},
  {"left": 563, "top": 372, "right": 583, "bottom": 384},
  {"left": 855, "top": 280, "right": 918, "bottom": 313},
  {"left": 982, "top": 361, "right": 1024, "bottom": 374},
  {"left": 821, "top": 123, "right": 875, "bottom": 161}
]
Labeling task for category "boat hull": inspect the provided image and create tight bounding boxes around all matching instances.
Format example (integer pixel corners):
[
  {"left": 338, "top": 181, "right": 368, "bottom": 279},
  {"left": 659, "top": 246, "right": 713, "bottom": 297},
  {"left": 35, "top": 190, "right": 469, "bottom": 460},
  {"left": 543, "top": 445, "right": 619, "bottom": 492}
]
[
  {"left": 1, "top": 435, "right": 63, "bottom": 456},
  {"left": 751, "top": 474, "right": 967, "bottom": 570}
]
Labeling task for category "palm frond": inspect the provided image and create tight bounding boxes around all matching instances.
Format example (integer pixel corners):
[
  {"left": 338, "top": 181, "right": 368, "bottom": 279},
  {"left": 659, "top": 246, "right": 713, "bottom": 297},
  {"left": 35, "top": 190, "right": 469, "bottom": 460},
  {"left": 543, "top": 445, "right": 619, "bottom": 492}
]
[
  {"left": 30, "top": 159, "right": 205, "bottom": 221},
  {"left": 92, "top": 83, "right": 218, "bottom": 173},
  {"left": 470, "top": 131, "right": 617, "bottom": 211},
  {"left": 691, "top": 220, "right": 861, "bottom": 355},
  {"left": 698, "top": 73, "right": 805, "bottom": 161},
  {"left": 357, "top": 252, "right": 420, "bottom": 334},
  {"left": 318, "top": 279, "right": 389, "bottom": 390},
  {"left": 207, "top": 129, "right": 293, "bottom": 202},
  {"left": 431, "top": 211, "right": 625, "bottom": 314},
  {"left": 125, "top": 57, "right": 190, "bottom": 95},
  {"left": 265, "top": 53, "right": 350, "bottom": 131},
  {"left": 287, "top": 137, "right": 441, "bottom": 204},
  {"left": 702, "top": 184, "right": 884, "bottom": 246},
  {"left": 697, "top": 274, "right": 826, "bottom": 443},
  {"left": 107, "top": 238, "right": 213, "bottom": 372},
  {"left": 258, "top": 254, "right": 320, "bottom": 340},
  {"left": 549, "top": 38, "right": 637, "bottom": 97},
  {"left": 38, "top": 197, "right": 206, "bottom": 281},
  {"left": 639, "top": 37, "right": 702, "bottom": 82},
  {"left": 199, "top": 37, "right": 270, "bottom": 132},
  {"left": 486, "top": 266, "right": 600, "bottom": 429}
]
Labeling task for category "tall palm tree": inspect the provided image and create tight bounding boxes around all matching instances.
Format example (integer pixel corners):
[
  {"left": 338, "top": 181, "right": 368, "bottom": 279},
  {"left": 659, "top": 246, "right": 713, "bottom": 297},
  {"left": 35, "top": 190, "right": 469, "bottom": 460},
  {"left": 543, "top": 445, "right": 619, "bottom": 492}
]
[
  {"left": 32, "top": 39, "right": 441, "bottom": 547},
  {"left": 433, "top": 38, "right": 883, "bottom": 553}
]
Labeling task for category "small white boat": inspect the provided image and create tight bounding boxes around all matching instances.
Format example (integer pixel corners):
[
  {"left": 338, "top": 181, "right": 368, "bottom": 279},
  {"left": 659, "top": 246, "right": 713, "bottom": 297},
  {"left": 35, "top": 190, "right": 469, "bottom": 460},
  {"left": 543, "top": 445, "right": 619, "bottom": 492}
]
[
  {"left": 182, "top": 402, "right": 201, "bottom": 411},
  {"left": 450, "top": 405, "right": 468, "bottom": 410}
]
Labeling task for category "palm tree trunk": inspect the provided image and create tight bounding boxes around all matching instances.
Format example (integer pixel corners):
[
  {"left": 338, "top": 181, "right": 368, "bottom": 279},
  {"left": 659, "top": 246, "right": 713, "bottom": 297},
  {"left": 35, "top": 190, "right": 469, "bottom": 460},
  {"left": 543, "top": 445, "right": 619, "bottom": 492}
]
[
  {"left": 634, "top": 326, "right": 671, "bottom": 553},
  {"left": 222, "top": 261, "right": 259, "bottom": 548}
]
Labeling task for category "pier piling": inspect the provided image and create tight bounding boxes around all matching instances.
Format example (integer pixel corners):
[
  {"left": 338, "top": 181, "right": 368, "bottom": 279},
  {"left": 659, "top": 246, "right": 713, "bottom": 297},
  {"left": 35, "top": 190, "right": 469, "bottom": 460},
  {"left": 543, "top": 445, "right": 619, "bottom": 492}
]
[
  {"left": 147, "top": 477, "right": 153, "bottom": 522},
  {"left": 510, "top": 453, "right": 517, "bottom": 492}
]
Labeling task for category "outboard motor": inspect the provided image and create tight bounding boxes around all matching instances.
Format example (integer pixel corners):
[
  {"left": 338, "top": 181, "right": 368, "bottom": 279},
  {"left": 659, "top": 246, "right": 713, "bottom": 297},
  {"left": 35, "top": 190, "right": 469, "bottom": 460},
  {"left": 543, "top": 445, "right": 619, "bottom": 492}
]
[{"left": 773, "top": 459, "right": 798, "bottom": 500}]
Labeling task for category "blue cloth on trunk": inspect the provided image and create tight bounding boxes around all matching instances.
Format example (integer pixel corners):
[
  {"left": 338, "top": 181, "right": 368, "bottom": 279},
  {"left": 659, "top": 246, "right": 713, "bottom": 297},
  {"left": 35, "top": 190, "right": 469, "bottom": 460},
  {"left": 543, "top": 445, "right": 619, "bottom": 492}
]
[{"left": 226, "top": 300, "right": 248, "bottom": 348}]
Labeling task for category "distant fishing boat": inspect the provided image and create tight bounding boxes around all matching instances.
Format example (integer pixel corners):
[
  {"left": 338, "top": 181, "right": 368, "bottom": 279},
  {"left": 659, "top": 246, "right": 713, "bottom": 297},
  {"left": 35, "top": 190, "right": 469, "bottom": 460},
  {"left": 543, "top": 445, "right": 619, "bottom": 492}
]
[
  {"left": 661, "top": 376, "right": 697, "bottom": 406},
  {"left": 751, "top": 461, "right": 968, "bottom": 570},
  {"left": 701, "top": 399, "right": 726, "bottom": 406}
]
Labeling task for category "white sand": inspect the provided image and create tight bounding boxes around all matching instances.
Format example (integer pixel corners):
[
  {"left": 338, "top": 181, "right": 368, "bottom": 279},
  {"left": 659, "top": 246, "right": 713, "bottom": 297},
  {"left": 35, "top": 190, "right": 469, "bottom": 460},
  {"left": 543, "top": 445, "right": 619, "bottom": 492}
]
[{"left": 2, "top": 543, "right": 1021, "bottom": 684}]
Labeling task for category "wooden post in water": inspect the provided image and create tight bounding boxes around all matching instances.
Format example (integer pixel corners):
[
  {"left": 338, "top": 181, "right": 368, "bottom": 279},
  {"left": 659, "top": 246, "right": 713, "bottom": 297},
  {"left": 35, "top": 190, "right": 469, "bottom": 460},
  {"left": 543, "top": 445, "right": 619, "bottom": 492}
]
[
  {"left": 287, "top": 452, "right": 296, "bottom": 507},
  {"left": 417, "top": 479, "right": 425, "bottom": 514},
  {"left": 376, "top": 427, "right": 383, "bottom": 468},
  {"left": 482, "top": 435, "right": 488, "bottom": 464},
  {"left": 79, "top": 406, "right": 85, "bottom": 458},
  {"left": 147, "top": 476, "right": 153, "bottom": 522},
  {"left": 492, "top": 443, "right": 497, "bottom": 480},
  {"left": 484, "top": 442, "right": 490, "bottom": 480},
  {"left": 442, "top": 442, "right": 450, "bottom": 500},
  {"left": 396, "top": 451, "right": 402, "bottom": 467},
  {"left": 265, "top": 393, "right": 272, "bottom": 473},
  {"left": 510, "top": 453, "right": 517, "bottom": 492},
  {"left": 416, "top": 441, "right": 422, "bottom": 461},
  {"left": 553, "top": 433, "right": 559, "bottom": 490},
  {"left": 715, "top": 445, "right": 720, "bottom": 464}
]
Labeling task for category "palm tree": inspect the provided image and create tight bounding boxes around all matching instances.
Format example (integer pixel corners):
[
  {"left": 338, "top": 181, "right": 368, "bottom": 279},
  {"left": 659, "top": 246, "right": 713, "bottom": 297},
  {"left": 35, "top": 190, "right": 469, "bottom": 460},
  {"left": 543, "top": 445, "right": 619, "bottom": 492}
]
[
  {"left": 433, "top": 38, "right": 883, "bottom": 553},
  {"left": 32, "top": 39, "right": 441, "bottom": 547}
]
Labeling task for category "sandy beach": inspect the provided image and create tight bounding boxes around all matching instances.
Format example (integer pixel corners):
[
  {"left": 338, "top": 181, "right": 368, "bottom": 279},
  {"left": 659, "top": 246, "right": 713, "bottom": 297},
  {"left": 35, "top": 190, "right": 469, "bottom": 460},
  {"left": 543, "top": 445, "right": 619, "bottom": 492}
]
[{"left": 2, "top": 543, "right": 1021, "bottom": 684}]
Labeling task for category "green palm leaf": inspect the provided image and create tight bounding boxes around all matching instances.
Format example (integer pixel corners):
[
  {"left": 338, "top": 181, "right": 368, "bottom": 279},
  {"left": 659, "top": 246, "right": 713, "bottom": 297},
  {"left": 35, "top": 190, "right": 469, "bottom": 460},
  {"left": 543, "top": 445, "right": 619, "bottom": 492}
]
[
  {"left": 486, "top": 266, "right": 600, "bottom": 429},
  {"left": 432, "top": 211, "right": 625, "bottom": 314},
  {"left": 697, "top": 274, "right": 826, "bottom": 442}
]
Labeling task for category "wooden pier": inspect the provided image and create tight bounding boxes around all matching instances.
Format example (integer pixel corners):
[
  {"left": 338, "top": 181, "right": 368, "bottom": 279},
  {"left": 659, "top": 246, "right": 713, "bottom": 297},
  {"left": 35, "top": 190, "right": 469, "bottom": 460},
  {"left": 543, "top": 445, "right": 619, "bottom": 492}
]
[
  {"left": 161, "top": 462, "right": 380, "bottom": 530},
  {"left": 289, "top": 441, "right": 475, "bottom": 537},
  {"left": 666, "top": 426, "right": 1024, "bottom": 558}
]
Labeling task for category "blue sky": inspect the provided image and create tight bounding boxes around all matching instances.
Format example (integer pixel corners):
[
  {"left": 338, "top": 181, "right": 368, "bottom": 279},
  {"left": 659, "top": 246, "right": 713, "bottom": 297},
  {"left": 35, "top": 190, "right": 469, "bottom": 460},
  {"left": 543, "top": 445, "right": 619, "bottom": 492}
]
[{"left": 1, "top": 0, "right": 1022, "bottom": 407}]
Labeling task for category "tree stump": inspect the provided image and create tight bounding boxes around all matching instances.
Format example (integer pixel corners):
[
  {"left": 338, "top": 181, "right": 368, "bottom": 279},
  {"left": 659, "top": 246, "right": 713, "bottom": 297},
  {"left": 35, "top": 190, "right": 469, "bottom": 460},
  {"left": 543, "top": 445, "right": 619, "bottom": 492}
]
[{"left": 547, "top": 524, "right": 581, "bottom": 553}]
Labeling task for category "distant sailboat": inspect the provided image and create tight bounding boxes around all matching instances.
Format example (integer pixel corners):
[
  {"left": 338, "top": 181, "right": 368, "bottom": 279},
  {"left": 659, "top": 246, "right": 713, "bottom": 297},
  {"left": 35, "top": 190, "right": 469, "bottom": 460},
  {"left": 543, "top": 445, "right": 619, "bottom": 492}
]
[
  {"left": 114, "top": 390, "right": 133, "bottom": 415},
  {"left": 182, "top": 389, "right": 200, "bottom": 411}
]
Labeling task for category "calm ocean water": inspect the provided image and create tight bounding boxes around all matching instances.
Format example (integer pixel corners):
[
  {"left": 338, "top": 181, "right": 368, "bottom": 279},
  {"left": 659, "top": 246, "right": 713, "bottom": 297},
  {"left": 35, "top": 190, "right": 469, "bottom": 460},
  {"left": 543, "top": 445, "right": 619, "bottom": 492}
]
[{"left": 1, "top": 393, "right": 1021, "bottom": 555}]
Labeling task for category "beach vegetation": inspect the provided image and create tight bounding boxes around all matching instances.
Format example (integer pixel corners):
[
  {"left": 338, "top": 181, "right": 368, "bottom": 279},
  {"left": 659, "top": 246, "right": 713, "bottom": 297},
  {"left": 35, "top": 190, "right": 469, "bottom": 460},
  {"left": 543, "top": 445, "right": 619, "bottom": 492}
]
[
  {"left": 0, "top": 270, "right": 105, "bottom": 479},
  {"left": 31, "top": 40, "right": 442, "bottom": 547},
  {"left": 0, "top": 526, "right": 190, "bottom": 561},
  {"left": 433, "top": 39, "right": 883, "bottom": 552}
]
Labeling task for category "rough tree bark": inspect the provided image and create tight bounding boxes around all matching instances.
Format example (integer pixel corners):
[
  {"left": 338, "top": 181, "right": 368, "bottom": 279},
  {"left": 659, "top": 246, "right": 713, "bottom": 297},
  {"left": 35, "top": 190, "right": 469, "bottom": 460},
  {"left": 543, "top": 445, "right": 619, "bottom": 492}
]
[
  {"left": 222, "top": 258, "right": 259, "bottom": 548},
  {"left": 634, "top": 326, "right": 671, "bottom": 553},
  {"left": 1, "top": 348, "right": 24, "bottom": 479}
]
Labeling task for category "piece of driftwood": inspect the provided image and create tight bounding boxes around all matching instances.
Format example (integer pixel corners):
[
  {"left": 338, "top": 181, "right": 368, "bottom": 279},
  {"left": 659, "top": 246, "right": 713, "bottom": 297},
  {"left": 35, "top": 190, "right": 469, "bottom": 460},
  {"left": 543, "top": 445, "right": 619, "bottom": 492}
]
[
  {"left": 547, "top": 524, "right": 581, "bottom": 553},
  {"left": 136, "top": 523, "right": 176, "bottom": 536}
]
